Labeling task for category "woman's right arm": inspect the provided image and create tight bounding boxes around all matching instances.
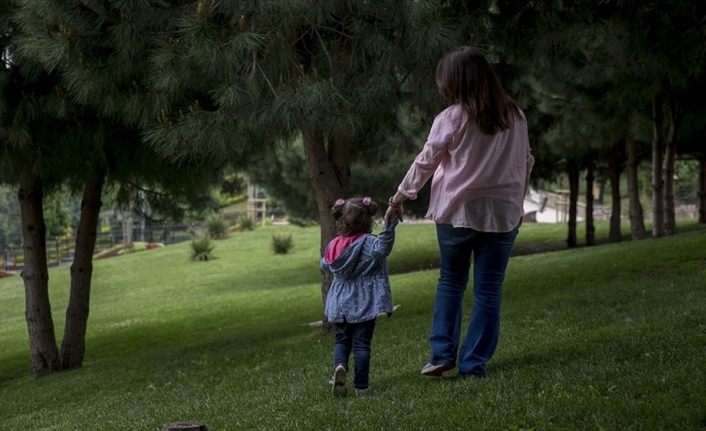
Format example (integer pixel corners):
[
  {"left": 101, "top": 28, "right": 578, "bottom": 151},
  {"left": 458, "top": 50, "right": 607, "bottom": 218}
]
[
  {"left": 396, "top": 107, "right": 460, "bottom": 200},
  {"left": 385, "top": 107, "right": 459, "bottom": 224}
]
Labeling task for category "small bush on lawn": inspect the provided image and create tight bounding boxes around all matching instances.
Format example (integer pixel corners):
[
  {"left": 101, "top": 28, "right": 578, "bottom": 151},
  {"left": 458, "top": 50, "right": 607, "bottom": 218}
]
[
  {"left": 205, "top": 214, "right": 229, "bottom": 239},
  {"left": 239, "top": 216, "right": 255, "bottom": 231},
  {"left": 272, "top": 234, "right": 293, "bottom": 254},
  {"left": 191, "top": 236, "right": 214, "bottom": 261}
]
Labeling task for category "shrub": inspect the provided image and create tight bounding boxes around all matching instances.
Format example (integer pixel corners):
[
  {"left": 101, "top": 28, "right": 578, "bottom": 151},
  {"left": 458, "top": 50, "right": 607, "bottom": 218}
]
[
  {"left": 205, "top": 214, "right": 228, "bottom": 239},
  {"left": 191, "top": 236, "right": 214, "bottom": 261},
  {"left": 239, "top": 216, "right": 255, "bottom": 231},
  {"left": 272, "top": 234, "right": 293, "bottom": 255}
]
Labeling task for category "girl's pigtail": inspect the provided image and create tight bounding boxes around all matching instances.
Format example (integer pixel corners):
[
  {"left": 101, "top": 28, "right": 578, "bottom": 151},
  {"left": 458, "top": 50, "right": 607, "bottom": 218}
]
[
  {"left": 331, "top": 198, "right": 346, "bottom": 220},
  {"left": 362, "top": 196, "right": 378, "bottom": 215}
]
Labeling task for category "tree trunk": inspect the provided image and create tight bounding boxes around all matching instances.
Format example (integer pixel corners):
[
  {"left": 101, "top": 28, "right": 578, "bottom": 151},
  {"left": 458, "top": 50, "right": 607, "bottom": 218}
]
[
  {"left": 302, "top": 128, "right": 351, "bottom": 330},
  {"left": 567, "top": 160, "right": 579, "bottom": 248},
  {"left": 662, "top": 99, "right": 679, "bottom": 235},
  {"left": 18, "top": 172, "right": 61, "bottom": 376},
  {"left": 699, "top": 157, "right": 706, "bottom": 223},
  {"left": 585, "top": 157, "right": 595, "bottom": 246},
  {"left": 651, "top": 94, "right": 665, "bottom": 237},
  {"left": 60, "top": 174, "right": 105, "bottom": 370},
  {"left": 122, "top": 206, "right": 133, "bottom": 247},
  {"left": 626, "top": 137, "right": 647, "bottom": 240},
  {"left": 607, "top": 146, "right": 623, "bottom": 242}
]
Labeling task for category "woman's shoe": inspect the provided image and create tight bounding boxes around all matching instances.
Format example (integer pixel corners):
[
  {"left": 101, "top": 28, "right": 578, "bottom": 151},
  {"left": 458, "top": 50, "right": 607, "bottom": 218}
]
[
  {"left": 421, "top": 362, "right": 455, "bottom": 377},
  {"left": 355, "top": 387, "right": 373, "bottom": 396}
]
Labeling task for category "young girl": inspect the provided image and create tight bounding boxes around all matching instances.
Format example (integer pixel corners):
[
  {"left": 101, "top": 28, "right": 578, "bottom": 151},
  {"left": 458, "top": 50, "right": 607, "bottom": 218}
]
[{"left": 321, "top": 196, "right": 398, "bottom": 397}]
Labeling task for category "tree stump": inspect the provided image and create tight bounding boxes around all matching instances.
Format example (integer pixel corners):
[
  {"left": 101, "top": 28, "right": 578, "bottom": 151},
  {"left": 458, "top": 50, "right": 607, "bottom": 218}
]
[{"left": 162, "top": 422, "right": 207, "bottom": 431}]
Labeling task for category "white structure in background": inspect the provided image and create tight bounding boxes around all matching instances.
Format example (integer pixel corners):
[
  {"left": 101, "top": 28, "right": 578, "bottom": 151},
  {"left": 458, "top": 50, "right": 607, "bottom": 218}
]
[
  {"left": 247, "top": 182, "right": 267, "bottom": 224},
  {"left": 523, "top": 188, "right": 584, "bottom": 223}
]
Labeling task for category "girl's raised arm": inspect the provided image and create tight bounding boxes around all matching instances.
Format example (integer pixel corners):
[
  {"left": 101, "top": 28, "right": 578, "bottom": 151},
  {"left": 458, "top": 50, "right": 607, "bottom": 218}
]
[{"left": 370, "top": 219, "right": 399, "bottom": 259}]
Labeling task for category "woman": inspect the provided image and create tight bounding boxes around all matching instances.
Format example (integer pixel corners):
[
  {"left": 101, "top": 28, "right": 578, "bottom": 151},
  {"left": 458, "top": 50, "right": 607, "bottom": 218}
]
[{"left": 385, "top": 46, "right": 533, "bottom": 378}]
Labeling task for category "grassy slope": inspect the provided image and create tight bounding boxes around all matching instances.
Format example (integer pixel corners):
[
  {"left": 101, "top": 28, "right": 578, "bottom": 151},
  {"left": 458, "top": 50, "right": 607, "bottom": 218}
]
[{"left": 0, "top": 222, "right": 704, "bottom": 430}]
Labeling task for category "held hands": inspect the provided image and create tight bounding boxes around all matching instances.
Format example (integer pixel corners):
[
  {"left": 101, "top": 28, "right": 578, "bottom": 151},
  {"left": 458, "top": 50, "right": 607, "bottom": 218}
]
[{"left": 384, "top": 196, "right": 404, "bottom": 225}]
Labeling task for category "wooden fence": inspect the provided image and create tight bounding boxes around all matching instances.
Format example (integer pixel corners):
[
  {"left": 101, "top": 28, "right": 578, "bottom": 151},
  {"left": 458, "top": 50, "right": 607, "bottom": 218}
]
[{"left": 2, "top": 218, "right": 230, "bottom": 272}]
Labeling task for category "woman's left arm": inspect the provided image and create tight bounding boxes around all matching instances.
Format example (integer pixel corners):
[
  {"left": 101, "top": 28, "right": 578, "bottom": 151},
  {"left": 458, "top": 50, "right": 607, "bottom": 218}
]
[{"left": 524, "top": 125, "right": 535, "bottom": 197}]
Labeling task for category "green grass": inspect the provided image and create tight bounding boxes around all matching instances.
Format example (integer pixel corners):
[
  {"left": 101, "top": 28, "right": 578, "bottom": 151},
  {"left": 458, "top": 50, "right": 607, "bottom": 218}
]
[{"left": 0, "top": 222, "right": 705, "bottom": 430}]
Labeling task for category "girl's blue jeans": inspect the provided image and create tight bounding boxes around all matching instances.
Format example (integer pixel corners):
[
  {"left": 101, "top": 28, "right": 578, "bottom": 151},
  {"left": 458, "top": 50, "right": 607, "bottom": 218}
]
[
  {"left": 333, "top": 318, "right": 376, "bottom": 389},
  {"left": 429, "top": 223, "right": 518, "bottom": 377}
]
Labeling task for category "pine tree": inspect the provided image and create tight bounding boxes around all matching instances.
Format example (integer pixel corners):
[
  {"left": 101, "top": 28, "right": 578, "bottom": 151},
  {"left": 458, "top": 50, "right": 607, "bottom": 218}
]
[
  {"left": 0, "top": 38, "right": 113, "bottom": 374},
  {"left": 498, "top": 0, "right": 706, "bottom": 243},
  {"left": 12, "top": 0, "right": 223, "bottom": 373},
  {"left": 136, "top": 1, "right": 457, "bottom": 320},
  {"left": 606, "top": 0, "right": 706, "bottom": 236},
  {"left": 1, "top": 2, "right": 63, "bottom": 374},
  {"left": 679, "top": 77, "right": 706, "bottom": 225}
]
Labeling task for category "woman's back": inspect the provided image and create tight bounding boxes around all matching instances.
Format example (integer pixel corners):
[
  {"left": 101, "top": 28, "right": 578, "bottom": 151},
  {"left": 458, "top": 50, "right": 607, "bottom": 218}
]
[{"left": 400, "top": 103, "right": 533, "bottom": 232}]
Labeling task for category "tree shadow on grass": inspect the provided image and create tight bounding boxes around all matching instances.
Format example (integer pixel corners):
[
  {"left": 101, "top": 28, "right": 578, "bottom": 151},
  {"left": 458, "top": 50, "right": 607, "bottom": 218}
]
[
  {"left": 0, "top": 307, "right": 320, "bottom": 383},
  {"left": 0, "top": 352, "right": 32, "bottom": 384}
]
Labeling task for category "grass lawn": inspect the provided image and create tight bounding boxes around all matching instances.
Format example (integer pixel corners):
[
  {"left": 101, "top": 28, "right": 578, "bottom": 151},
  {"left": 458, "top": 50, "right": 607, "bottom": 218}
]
[{"left": 0, "top": 221, "right": 705, "bottom": 430}]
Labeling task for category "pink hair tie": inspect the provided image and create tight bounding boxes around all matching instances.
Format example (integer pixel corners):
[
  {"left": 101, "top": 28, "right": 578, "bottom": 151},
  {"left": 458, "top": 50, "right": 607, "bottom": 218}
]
[
  {"left": 335, "top": 198, "right": 346, "bottom": 206},
  {"left": 362, "top": 197, "right": 372, "bottom": 206}
]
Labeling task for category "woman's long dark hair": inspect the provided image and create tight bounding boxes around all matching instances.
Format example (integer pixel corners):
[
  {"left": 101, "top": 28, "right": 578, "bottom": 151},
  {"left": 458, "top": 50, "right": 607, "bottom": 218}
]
[{"left": 436, "top": 47, "right": 520, "bottom": 135}]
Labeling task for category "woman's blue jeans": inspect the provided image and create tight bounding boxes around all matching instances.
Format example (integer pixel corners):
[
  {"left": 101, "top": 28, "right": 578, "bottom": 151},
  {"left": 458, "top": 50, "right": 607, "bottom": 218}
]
[
  {"left": 333, "top": 319, "right": 376, "bottom": 389},
  {"left": 429, "top": 224, "right": 518, "bottom": 376}
]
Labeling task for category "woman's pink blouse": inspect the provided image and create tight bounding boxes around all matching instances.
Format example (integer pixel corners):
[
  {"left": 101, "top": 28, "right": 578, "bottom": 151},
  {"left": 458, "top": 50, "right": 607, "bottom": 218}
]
[{"left": 398, "top": 104, "right": 534, "bottom": 232}]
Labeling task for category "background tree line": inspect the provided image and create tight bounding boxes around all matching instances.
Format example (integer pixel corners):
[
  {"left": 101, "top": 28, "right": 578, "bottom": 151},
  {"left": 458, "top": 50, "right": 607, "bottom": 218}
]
[{"left": 0, "top": 0, "right": 704, "bottom": 376}]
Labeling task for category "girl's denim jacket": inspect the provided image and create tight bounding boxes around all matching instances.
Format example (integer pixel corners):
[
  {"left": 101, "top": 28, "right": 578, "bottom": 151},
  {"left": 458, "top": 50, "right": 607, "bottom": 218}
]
[{"left": 321, "top": 220, "right": 398, "bottom": 323}]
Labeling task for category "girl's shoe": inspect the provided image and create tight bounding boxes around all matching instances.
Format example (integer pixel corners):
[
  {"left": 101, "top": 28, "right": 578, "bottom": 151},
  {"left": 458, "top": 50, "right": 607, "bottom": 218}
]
[{"left": 332, "top": 364, "right": 347, "bottom": 398}]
